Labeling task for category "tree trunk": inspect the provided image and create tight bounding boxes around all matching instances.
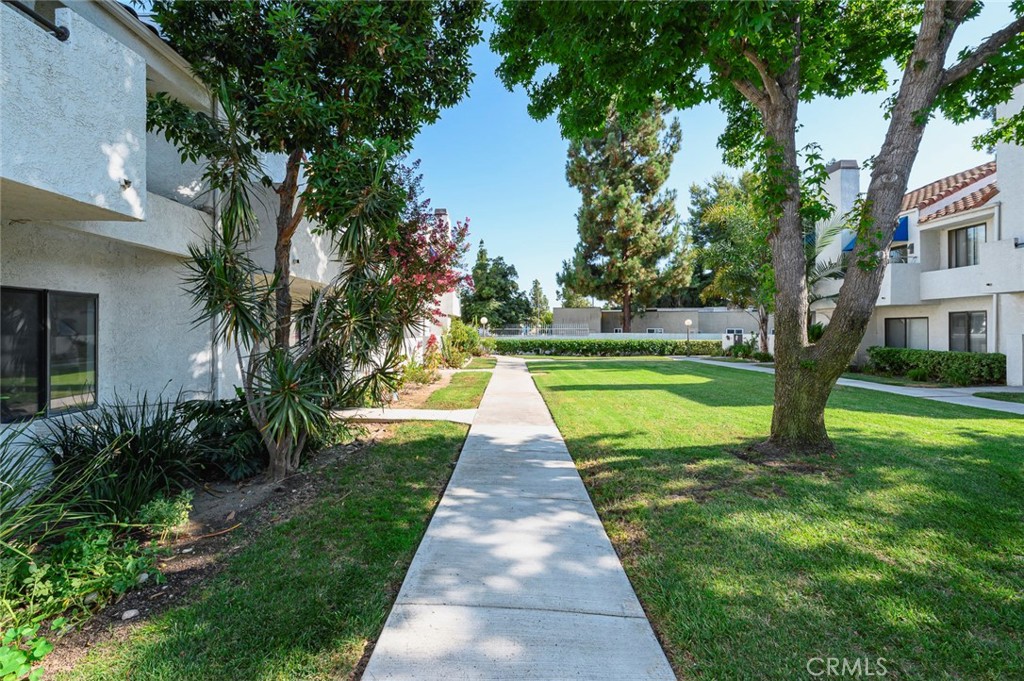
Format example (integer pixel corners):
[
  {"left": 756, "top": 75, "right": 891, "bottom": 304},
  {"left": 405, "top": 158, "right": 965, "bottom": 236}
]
[
  {"left": 758, "top": 306, "right": 769, "bottom": 354},
  {"left": 273, "top": 149, "right": 306, "bottom": 349},
  {"left": 622, "top": 290, "right": 632, "bottom": 332},
  {"left": 274, "top": 238, "right": 292, "bottom": 348},
  {"left": 761, "top": 86, "right": 817, "bottom": 450},
  {"left": 769, "top": 361, "right": 834, "bottom": 450},
  {"left": 765, "top": 2, "right": 963, "bottom": 452}
]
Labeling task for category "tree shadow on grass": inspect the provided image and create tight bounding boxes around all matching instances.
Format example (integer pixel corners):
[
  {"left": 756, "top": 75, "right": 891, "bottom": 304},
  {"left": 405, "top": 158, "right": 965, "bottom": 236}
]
[
  {"left": 536, "top": 359, "right": 1020, "bottom": 421},
  {"left": 557, "top": 422, "right": 1024, "bottom": 680}
]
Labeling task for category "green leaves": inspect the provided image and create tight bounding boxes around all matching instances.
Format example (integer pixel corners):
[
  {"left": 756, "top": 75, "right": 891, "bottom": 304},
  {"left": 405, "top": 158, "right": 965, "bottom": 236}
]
[
  {"left": 563, "top": 103, "right": 686, "bottom": 313},
  {"left": 249, "top": 349, "right": 328, "bottom": 449}
]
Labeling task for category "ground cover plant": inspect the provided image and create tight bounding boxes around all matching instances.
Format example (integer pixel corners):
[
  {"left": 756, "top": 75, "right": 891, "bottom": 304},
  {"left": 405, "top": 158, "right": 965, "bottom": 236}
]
[
  {"left": 421, "top": 372, "right": 492, "bottom": 410},
  {"left": 60, "top": 421, "right": 468, "bottom": 681},
  {"left": 529, "top": 358, "right": 1023, "bottom": 680}
]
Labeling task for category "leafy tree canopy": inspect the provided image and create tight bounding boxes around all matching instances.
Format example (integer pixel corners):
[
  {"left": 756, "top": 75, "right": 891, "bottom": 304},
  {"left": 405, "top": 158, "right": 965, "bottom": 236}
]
[{"left": 461, "top": 241, "right": 532, "bottom": 328}]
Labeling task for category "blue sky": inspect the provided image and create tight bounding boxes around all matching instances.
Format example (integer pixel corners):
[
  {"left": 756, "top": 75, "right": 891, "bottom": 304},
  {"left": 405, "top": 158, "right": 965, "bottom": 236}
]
[{"left": 410, "top": 4, "right": 1016, "bottom": 307}]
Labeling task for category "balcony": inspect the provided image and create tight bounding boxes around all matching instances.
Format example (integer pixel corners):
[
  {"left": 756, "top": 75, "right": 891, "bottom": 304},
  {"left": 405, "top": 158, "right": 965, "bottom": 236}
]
[
  {"left": 877, "top": 263, "right": 921, "bottom": 306},
  {"left": 920, "top": 239, "right": 1024, "bottom": 300},
  {"left": 0, "top": 5, "right": 147, "bottom": 222}
]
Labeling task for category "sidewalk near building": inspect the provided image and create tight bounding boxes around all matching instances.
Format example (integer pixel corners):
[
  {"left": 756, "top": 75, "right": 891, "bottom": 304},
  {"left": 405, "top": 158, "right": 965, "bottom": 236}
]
[{"left": 363, "top": 357, "right": 675, "bottom": 680}]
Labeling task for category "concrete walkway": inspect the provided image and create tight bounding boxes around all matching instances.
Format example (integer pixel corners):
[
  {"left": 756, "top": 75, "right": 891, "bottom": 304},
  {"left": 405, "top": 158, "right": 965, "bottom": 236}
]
[
  {"left": 679, "top": 357, "right": 1024, "bottom": 416},
  {"left": 333, "top": 407, "right": 477, "bottom": 425},
  {"left": 363, "top": 357, "right": 675, "bottom": 680}
]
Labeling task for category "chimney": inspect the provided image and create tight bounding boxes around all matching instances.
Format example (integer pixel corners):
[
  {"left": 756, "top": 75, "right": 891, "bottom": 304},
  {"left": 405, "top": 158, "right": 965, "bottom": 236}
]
[
  {"left": 434, "top": 208, "right": 452, "bottom": 239},
  {"left": 824, "top": 159, "right": 860, "bottom": 216}
]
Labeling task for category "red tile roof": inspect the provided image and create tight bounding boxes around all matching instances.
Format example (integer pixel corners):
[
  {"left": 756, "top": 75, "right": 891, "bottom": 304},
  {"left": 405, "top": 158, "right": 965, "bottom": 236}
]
[
  {"left": 901, "top": 161, "right": 996, "bottom": 212},
  {"left": 918, "top": 183, "right": 999, "bottom": 223}
]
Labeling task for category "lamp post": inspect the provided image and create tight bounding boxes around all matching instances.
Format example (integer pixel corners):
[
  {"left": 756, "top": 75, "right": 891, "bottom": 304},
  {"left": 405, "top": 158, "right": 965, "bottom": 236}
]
[
  {"left": 684, "top": 318, "right": 693, "bottom": 355},
  {"left": 479, "top": 316, "right": 489, "bottom": 335}
]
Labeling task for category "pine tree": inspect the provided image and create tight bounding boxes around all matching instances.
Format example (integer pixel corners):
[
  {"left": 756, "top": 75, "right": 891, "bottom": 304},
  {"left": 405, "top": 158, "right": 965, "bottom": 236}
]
[
  {"left": 563, "top": 103, "right": 686, "bottom": 331},
  {"left": 528, "top": 280, "right": 549, "bottom": 326},
  {"left": 555, "top": 260, "right": 591, "bottom": 308}
]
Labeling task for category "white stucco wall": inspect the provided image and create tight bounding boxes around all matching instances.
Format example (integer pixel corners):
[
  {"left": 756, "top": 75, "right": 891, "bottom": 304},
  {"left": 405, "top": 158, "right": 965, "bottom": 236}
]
[
  {"left": 996, "top": 84, "right": 1024, "bottom": 242},
  {"left": 62, "top": 192, "right": 212, "bottom": 259},
  {"left": 0, "top": 5, "right": 147, "bottom": 222},
  {"left": 1, "top": 220, "right": 216, "bottom": 404},
  {"left": 998, "top": 292, "right": 1024, "bottom": 386},
  {"left": 146, "top": 131, "right": 211, "bottom": 211}
]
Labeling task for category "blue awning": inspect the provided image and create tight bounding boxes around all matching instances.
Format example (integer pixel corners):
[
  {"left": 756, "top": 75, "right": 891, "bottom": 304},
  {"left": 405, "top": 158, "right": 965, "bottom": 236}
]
[
  {"left": 893, "top": 215, "right": 909, "bottom": 242},
  {"left": 842, "top": 232, "right": 856, "bottom": 252}
]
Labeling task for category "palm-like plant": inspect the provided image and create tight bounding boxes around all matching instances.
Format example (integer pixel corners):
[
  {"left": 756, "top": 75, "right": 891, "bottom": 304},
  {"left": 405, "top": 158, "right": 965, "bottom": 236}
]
[
  {"left": 179, "top": 88, "right": 437, "bottom": 480},
  {"left": 804, "top": 216, "right": 848, "bottom": 318}
]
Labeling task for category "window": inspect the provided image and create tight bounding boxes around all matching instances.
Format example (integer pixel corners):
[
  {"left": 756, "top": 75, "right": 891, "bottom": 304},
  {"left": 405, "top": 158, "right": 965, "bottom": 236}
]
[
  {"left": 949, "top": 311, "right": 987, "bottom": 353},
  {"left": 647, "top": 328, "right": 664, "bottom": 334},
  {"left": 884, "top": 317, "right": 928, "bottom": 350},
  {"left": 948, "top": 224, "right": 984, "bottom": 268},
  {"left": 1, "top": 288, "right": 97, "bottom": 422},
  {"left": 613, "top": 328, "right": 623, "bottom": 333}
]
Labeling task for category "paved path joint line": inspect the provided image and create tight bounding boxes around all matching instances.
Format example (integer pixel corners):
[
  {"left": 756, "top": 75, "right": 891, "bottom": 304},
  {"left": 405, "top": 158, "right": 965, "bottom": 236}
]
[{"left": 362, "top": 357, "right": 675, "bottom": 680}]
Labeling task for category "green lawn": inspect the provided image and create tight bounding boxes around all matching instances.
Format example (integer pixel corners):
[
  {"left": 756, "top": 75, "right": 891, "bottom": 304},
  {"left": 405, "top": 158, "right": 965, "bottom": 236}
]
[
  {"left": 529, "top": 359, "right": 1023, "bottom": 680},
  {"left": 974, "top": 392, "right": 1024, "bottom": 404},
  {"left": 61, "top": 421, "right": 468, "bottom": 681},
  {"left": 465, "top": 356, "right": 497, "bottom": 369},
  {"left": 421, "top": 371, "right": 491, "bottom": 409}
]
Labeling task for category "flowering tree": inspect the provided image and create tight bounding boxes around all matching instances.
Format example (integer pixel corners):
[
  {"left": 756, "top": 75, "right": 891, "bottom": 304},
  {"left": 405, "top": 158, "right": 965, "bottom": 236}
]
[{"left": 388, "top": 211, "right": 472, "bottom": 327}]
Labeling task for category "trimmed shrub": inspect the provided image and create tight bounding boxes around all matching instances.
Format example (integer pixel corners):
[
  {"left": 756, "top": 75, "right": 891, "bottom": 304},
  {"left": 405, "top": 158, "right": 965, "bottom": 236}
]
[
  {"left": 866, "top": 346, "right": 1006, "bottom": 385},
  {"left": 494, "top": 338, "right": 722, "bottom": 357}
]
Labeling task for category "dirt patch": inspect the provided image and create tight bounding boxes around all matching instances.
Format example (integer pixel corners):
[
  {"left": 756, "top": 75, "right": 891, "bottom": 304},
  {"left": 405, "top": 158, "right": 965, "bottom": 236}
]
[
  {"left": 732, "top": 441, "right": 837, "bottom": 475},
  {"left": 43, "top": 424, "right": 394, "bottom": 677},
  {"left": 389, "top": 371, "right": 453, "bottom": 409}
]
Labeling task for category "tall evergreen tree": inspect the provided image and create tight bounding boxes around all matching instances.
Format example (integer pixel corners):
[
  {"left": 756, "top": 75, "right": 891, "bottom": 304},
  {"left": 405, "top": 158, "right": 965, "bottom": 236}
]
[
  {"left": 528, "top": 280, "right": 550, "bottom": 326},
  {"left": 562, "top": 103, "right": 687, "bottom": 331},
  {"left": 555, "top": 260, "right": 591, "bottom": 308},
  {"left": 494, "top": 0, "right": 1024, "bottom": 450}
]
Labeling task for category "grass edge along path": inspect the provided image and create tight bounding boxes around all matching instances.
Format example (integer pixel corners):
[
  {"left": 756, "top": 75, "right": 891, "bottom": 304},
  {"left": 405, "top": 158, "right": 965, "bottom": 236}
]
[
  {"left": 529, "top": 358, "right": 1023, "bottom": 681},
  {"left": 421, "top": 371, "right": 492, "bottom": 410},
  {"left": 973, "top": 391, "right": 1024, "bottom": 404},
  {"left": 61, "top": 421, "right": 468, "bottom": 681},
  {"left": 465, "top": 357, "right": 497, "bottom": 369}
]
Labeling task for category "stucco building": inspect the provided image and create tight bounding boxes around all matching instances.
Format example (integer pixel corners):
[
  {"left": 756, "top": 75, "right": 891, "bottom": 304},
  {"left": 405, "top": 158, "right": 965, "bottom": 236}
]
[
  {"left": 0, "top": 1, "right": 456, "bottom": 427},
  {"left": 813, "top": 85, "right": 1024, "bottom": 386}
]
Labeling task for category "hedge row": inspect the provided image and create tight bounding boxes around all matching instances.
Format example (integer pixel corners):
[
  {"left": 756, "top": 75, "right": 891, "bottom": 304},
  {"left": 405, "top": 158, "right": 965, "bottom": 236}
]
[
  {"left": 494, "top": 338, "right": 722, "bottom": 357},
  {"left": 866, "top": 346, "right": 1006, "bottom": 385}
]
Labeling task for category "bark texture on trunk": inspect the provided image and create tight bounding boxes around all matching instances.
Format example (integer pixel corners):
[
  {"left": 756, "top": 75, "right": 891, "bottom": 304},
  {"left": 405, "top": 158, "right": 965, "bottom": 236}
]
[
  {"left": 273, "top": 148, "right": 306, "bottom": 349},
  {"left": 622, "top": 290, "right": 632, "bottom": 332},
  {"left": 757, "top": 307, "right": 770, "bottom": 354},
  {"left": 738, "top": 3, "right": 993, "bottom": 452}
]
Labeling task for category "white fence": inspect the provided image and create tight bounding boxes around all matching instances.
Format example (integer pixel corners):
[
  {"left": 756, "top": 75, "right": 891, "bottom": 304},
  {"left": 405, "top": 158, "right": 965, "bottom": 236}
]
[{"left": 488, "top": 324, "right": 590, "bottom": 337}]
